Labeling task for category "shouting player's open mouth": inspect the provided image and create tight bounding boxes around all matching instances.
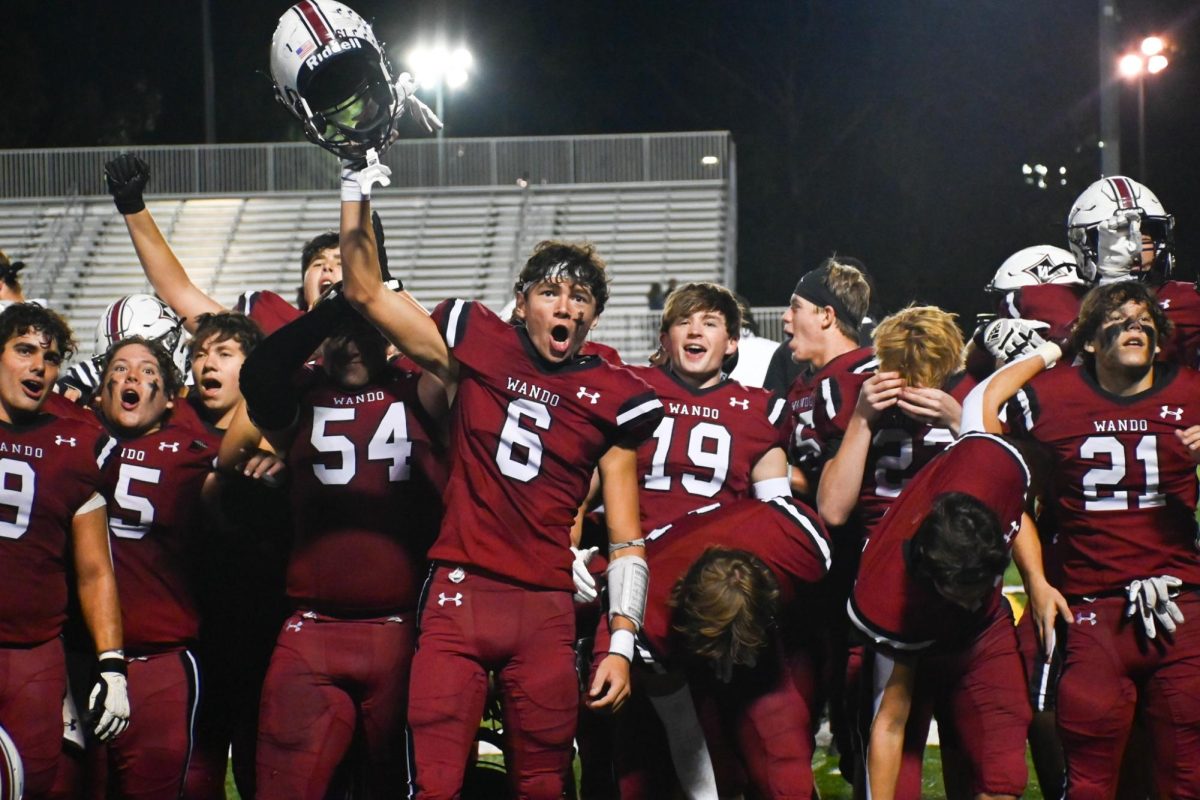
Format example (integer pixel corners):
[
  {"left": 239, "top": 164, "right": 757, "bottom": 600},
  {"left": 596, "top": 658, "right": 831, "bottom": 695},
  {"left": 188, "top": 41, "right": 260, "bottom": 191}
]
[
  {"left": 120, "top": 388, "right": 142, "bottom": 411},
  {"left": 20, "top": 378, "right": 45, "bottom": 401},
  {"left": 549, "top": 323, "right": 572, "bottom": 356}
]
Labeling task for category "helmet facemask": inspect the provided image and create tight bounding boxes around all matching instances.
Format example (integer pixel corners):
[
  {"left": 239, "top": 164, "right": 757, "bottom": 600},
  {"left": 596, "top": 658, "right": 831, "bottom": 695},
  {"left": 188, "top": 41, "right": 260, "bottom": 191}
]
[{"left": 271, "top": 1, "right": 400, "bottom": 161}]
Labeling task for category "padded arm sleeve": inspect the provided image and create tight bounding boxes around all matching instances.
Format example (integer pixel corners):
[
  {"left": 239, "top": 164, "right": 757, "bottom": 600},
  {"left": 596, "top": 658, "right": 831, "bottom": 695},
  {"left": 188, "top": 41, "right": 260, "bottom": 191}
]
[{"left": 240, "top": 294, "right": 352, "bottom": 432}]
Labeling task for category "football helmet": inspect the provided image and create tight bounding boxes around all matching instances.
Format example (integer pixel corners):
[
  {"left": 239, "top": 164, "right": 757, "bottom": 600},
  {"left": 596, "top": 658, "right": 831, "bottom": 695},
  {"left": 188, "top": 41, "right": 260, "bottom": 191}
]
[
  {"left": 94, "top": 294, "right": 188, "bottom": 372},
  {"left": 270, "top": 0, "right": 401, "bottom": 160},
  {"left": 1067, "top": 176, "right": 1174, "bottom": 284},
  {"left": 0, "top": 724, "right": 23, "bottom": 800},
  {"left": 986, "top": 245, "right": 1085, "bottom": 293}
]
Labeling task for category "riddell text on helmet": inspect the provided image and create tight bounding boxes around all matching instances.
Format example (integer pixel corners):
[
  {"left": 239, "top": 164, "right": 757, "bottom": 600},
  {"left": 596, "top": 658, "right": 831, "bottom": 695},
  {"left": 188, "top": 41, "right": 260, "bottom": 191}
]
[{"left": 305, "top": 37, "right": 362, "bottom": 71}]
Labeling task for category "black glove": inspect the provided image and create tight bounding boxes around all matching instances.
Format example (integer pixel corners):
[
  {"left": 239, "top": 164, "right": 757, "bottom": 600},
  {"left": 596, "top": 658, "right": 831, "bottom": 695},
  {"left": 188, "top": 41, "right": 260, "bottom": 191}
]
[
  {"left": 371, "top": 210, "right": 396, "bottom": 284},
  {"left": 104, "top": 153, "right": 150, "bottom": 215}
]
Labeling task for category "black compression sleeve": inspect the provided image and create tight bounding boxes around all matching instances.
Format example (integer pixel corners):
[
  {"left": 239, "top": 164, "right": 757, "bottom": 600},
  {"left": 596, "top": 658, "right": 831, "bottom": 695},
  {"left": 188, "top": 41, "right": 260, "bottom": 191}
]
[{"left": 239, "top": 294, "right": 352, "bottom": 431}]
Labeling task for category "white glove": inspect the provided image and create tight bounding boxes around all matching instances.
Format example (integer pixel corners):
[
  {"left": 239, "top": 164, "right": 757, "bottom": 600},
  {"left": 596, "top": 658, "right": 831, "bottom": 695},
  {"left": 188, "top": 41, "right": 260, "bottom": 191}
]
[
  {"left": 1125, "top": 575, "right": 1185, "bottom": 638},
  {"left": 1096, "top": 210, "right": 1144, "bottom": 284},
  {"left": 982, "top": 318, "right": 1048, "bottom": 364},
  {"left": 571, "top": 546, "right": 599, "bottom": 604},
  {"left": 88, "top": 650, "right": 130, "bottom": 742},
  {"left": 395, "top": 72, "right": 444, "bottom": 133},
  {"left": 340, "top": 148, "right": 392, "bottom": 201}
]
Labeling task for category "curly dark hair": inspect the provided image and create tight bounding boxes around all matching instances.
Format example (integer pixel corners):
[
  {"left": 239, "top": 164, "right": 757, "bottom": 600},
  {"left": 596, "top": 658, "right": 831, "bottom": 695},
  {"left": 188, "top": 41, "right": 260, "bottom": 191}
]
[
  {"left": 910, "top": 492, "right": 1008, "bottom": 608},
  {"left": 0, "top": 303, "right": 75, "bottom": 360},
  {"left": 514, "top": 240, "right": 610, "bottom": 315}
]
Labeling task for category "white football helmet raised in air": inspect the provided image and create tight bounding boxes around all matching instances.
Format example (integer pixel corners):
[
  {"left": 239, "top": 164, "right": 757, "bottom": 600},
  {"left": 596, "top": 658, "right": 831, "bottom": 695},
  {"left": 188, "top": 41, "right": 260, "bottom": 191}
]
[
  {"left": 95, "top": 294, "right": 188, "bottom": 372},
  {"left": 986, "top": 245, "right": 1085, "bottom": 293},
  {"left": 270, "top": 0, "right": 401, "bottom": 160},
  {"left": 1067, "top": 176, "right": 1174, "bottom": 284}
]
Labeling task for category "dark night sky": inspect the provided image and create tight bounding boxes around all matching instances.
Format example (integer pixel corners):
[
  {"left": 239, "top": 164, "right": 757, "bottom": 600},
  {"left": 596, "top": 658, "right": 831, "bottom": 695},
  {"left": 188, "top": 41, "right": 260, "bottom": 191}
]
[{"left": 4, "top": 1, "right": 1198, "bottom": 320}]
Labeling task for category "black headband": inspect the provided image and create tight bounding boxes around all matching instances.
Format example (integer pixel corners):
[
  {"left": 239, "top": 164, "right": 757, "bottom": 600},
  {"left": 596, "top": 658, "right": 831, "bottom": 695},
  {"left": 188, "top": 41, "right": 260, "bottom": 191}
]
[{"left": 793, "top": 265, "right": 858, "bottom": 330}]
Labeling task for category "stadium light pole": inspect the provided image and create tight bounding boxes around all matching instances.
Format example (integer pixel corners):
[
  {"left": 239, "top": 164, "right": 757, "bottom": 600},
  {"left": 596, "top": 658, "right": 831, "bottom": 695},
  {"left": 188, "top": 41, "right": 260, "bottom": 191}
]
[
  {"left": 1117, "top": 36, "right": 1169, "bottom": 182},
  {"left": 404, "top": 43, "right": 471, "bottom": 186}
]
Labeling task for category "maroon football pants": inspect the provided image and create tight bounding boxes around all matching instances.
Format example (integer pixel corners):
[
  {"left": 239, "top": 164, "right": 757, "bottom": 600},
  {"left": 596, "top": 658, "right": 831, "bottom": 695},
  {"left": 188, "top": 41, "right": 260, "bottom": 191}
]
[
  {"left": 866, "top": 605, "right": 1031, "bottom": 799},
  {"left": 88, "top": 649, "right": 200, "bottom": 800},
  {"left": 407, "top": 565, "right": 578, "bottom": 800},
  {"left": 1057, "top": 591, "right": 1200, "bottom": 799},
  {"left": 255, "top": 610, "right": 415, "bottom": 800},
  {"left": 0, "top": 638, "right": 67, "bottom": 797}
]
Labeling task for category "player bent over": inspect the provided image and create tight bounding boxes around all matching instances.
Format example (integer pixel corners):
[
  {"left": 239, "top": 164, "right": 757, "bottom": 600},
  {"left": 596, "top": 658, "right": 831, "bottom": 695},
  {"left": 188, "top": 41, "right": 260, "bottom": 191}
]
[
  {"left": 850, "top": 433, "right": 1037, "bottom": 800},
  {"left": 0, "top": 304, "right": 128, "bottom": 797},
  {"left": 339, "top": 161, "right": 663, "bottom": 798}
]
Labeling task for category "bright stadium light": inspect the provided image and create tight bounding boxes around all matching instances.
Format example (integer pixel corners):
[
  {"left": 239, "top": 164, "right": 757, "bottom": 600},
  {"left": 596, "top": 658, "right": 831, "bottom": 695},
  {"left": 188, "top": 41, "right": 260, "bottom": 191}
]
[
  {"left": 1141, "top": 36, "right": 1164, "bottom": 56},
  {"left": 1119, "top": 36, "right": 1170, "bottom": 182},
  {"left": 701, "top": 156, "right": 719, "bottom": 166},
  {"left": 403, "top": 41, "right": 473, "bottom": 140}
]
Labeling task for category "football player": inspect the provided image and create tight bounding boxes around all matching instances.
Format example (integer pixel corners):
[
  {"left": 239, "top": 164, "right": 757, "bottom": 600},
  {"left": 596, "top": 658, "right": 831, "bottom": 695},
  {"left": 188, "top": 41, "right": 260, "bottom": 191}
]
[
  {"left": 851, "top": 433, "right": 1037, "bottom": 800},
  {"left": 984, "top": 244, "right": 1089, "bottom": 364},
  {"left": 0, "top": 304, "right": 128, "bottom": 796},
  {"left": 90, "top": 336, "right": 214, "bottom": 798},
  {"left": 779, "top": 257, "right": 874, "bottom": 495},
  {"left": 229, "top": 291, "right": 444, "bottom": 798},
  {"left": 989, "top": 281, "right": 1200, "bottom": 798},
  {"left": 338, "top": 160, "right": 663, "bottom": 799}
]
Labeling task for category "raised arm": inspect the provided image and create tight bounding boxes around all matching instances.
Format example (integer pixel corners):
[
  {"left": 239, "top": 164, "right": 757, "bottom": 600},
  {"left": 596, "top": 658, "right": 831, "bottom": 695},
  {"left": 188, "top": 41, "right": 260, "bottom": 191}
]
[
  {"left": 338, "top": 171, "right": 458, "bottom": 386},
  {"left": 816, "top": 371, "right": 905, "bottom": 527},
  {"left": 959, "top": 342, "right": 1061, "bottom": 434},
  {"left": 104, "top": 154, "right": 225, "bottom": 330}
]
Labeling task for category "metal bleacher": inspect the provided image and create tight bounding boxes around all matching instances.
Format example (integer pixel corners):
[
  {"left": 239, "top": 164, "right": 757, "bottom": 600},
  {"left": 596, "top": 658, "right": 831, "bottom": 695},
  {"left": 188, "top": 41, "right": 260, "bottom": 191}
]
[{"left": 0, "top": 133, "right": 734, "bottom": 360}]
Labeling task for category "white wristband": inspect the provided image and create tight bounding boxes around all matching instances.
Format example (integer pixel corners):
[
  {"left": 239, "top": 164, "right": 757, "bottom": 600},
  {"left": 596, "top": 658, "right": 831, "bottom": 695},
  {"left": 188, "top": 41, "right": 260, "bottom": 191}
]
[
  {"left": 1032, "top": 341, "right": 1062, "bottom": 369},
  {"left": 609, "top": 628, "right": 636, "bottom": 662},
  {"left": 753, "top": 476, "right": 791, "bottom": 500}
]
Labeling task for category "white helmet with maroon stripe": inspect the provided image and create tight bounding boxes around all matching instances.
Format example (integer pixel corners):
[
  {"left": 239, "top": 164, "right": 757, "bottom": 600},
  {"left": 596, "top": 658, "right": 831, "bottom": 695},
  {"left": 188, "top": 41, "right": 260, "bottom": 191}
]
[
  {"left": 1067, "top": 175, "right": 1174, "bottom": 283},
  {"left": 94, "top": 294, "right": 186, "bottom": 371},
  {"left": 270, "top": 0, "right": 400, "bottom": 160},
  {"left": 0, "top": 724, "right": 23, "bottom": 800}
]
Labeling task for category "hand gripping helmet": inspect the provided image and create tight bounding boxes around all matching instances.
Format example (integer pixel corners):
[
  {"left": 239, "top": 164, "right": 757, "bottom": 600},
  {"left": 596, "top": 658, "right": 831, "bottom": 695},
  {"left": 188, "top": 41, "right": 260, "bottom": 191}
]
[
  {"left": 1067, "top": 176, "right": 1175, "bottom": 283},
  {"left": 985, "top": 245, "right": 1086, "bottom": 293},
  {"left": 95, "top": 294, "right": 188, "bottom": 372},
  {"left": 270, "top": 1, "right": 400, "bottom": 160}
]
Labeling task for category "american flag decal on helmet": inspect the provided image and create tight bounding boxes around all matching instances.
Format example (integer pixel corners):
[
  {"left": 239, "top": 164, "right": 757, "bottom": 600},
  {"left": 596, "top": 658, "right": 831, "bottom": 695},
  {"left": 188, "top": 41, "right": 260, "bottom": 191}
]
[{"left": 292, "top": 0, "right": 336, "bottom": 46}]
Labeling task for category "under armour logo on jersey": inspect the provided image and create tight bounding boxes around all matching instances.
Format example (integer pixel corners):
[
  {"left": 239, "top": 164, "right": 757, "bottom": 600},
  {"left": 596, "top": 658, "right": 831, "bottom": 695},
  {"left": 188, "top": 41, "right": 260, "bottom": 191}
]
[
  {"left": 159, "top": 441, "right": 180, "bottom": 452},
  {"left": 729, "top": 397, "right": 749, "bottom": 410},
  {"left": 1075, "top": 611, "right": 1097, "bottom": 626},
  {"left": 1159, "top": 298, "right": 1172, "bottom": 310},
  {"left": 1161, "top": 406, "right": 1183, "bottom": 420},
  {"left": 577, "top": 387, "right": 601, "bottom": 404},
  {"left": 55, "top": 435, "right": 76, "bottom": 447},
  {"left": 438, "top": 592, "right": 463, "bottom": 607},
  {"left": 286, "top": 619, "right": 304, "bottom": 632},
  {"left": 1004, "top": 520, "right": 1020, "bottom": 544}
]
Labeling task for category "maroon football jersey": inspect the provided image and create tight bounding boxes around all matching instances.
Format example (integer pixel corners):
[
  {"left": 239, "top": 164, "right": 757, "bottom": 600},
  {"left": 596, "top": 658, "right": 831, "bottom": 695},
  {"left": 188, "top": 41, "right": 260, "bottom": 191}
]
[
  {"left": 818, "top": 366, "right": 976, "bottom": 532},
  {"left": 848, "top": 434, "right": 1029, "bottom": 651},
  {"left": 787, "top": 346, "right": 876, "bottom": 474},
  {"left": 1155, "top": 280, "right": 1200, "bottom": 368},
  {"left": 639, "top": 498, "right": 831, "bottom": 661},
  {"left": 0, "top": 415, "right": 109, "bottom": 645},
  {"left": 996, "top": 283, "right": 1086, "bottom": 344},
  {"left": 1006, "top": 362, "right": 1200, "bottom": 595},
  {"left": 235, "top": 290, "right": 303, "bottom": 335},
  {"left": 42, "top": 392, "right": 103, "bottom": 427},
  {"left": 286, "top": 363, "right": 442, "bottom": 613},
  {"left": 429, "top": 300, "right": 663, "bottom": 591},
  {"left": 629, "top": 365, "right": 786, "bottom": 534},
  {"left": 102, "top": 420, "right": 215, "bottom": 651},
  {"left": 582, "top": 339, "right": 623, "bottom": 365}
]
